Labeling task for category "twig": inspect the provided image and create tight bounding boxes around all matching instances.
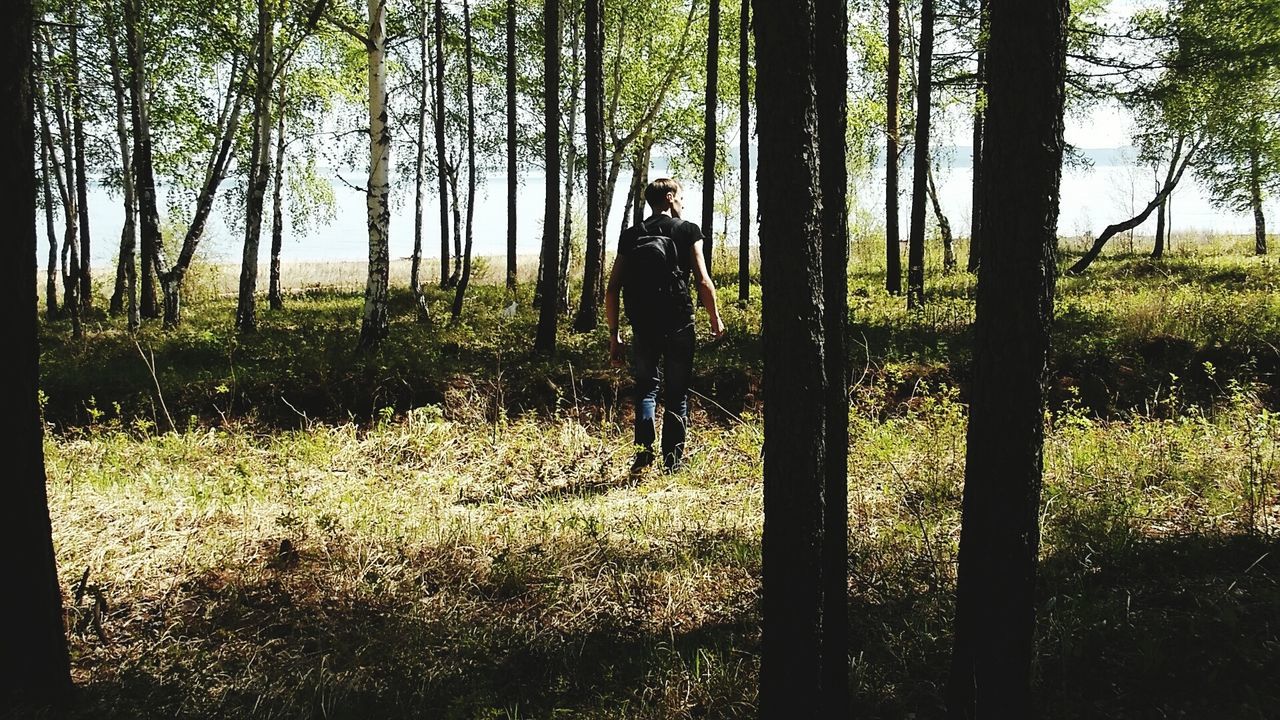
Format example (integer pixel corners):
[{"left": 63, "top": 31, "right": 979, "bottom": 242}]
[{"left": 135, "top": 340, "right": 176, "bottom": 432}]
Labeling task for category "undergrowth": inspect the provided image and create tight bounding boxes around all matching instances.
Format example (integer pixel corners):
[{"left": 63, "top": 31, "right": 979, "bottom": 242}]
[{"left": 36, "top": 235, "right": 1280, "bottom": 718}]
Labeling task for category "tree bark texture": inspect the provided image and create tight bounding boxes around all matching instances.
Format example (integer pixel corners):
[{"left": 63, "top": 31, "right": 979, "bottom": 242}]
[
  {"left": 435, "top": 0, "right": 451, "bottom": 287},
  {"left": 534, "top": 0, "right": 560, "bottom": 354},
  {"left": 124, "top": 0, "right": 160, "bottom": 320},
  {"left": 755, "top": 0, "right": 827, "bottom": 715},
  {"left": 738, "top": 0, "right": 751, "bottom": 303},
  {"left": 967, "top": 0, "right": 987, "bottom": 272},
  {"left": 40, "top": 133, "right": 61, "bottom": 321},
  {"left": 816, "top": 0, "right": 850, "bottom": 711},
  {"left": 928, "top": 162, "right": 956, "bottom": 272},
  {"left": 906, "top": 0, "right": 934, "bottom": 310},
  {"left": 359, "top": 0, "right": 392, "bottom": 350},
  {"left": 945, "top": 0, "right": 1067, "bottom": 716},
  {"left": 237, "top": 0, "right": 275, "bottom": 333},
  {"left": 886, "top": 0, "right": 902, "bottom": 295},
  {"left": 70, "top": 4, "right": 93, "bottom": 313},
  {"left": 557, "top": 8, "right": 582, "bottom": 314},
  {"left": 573, "top": 0, "right": 605, "bottom": 331},
  {"left": 269, "top": 85, "right": 287, "bottom": 311},
  {"left": 506, "top": 0, "right": 519, "bottom": 290},
  {"left": 1251, "top": 144, "right": 1266, "bottom": 254},
  {"left": 703, "top": 0, "right": 720, "bottom": 273},
  {"left": 106, "top": 9, "right": 138, "bottom": 329},
  {"left": 451, "top": 0, "right": 478, "bottom": 323},
  {"left": 412, "top": 0, "right": 432, "bottom": 322},
  {"left": 0, "top": 1, "right": 73, "bottom": 707}
]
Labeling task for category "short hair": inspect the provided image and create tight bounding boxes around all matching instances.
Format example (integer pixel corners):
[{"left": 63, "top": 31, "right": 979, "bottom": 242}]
[{"left": 644, "top": 178, "right": 681, "bottom": 211}]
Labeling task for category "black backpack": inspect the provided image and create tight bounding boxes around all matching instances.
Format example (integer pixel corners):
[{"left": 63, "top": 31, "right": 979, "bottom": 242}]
[{"left": 620, "top": 218, "right": 693, "bottom": 333}]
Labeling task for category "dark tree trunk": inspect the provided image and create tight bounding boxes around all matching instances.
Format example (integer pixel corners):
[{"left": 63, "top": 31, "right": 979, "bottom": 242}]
[
  {"left": 945, "top": 0, "right": 1067, "bottom": 716},
  {"left": 1066, "top": 135, "right": 1196, "bottom": 275},
  {"left": 572, "top": 0, "right": 605, "bottom": 331},
  {"left": 70, "top": 4, "right": 93, "bottom": 313},
  {"left": 506, "top": 0, "right": 519, "bottom": 291},
  {"left": 435, "top": 0, "right": 451, "bottom": 287},
  {"left": 412, "top": 0, "right": 432, "bottom": 322},
  {"left": 269, "top": 83, "right": 287, "bottom": 312},
  {"left": 451, "top": 0, "right": 478, "bottom": 323},
  {"left": 1251, "top": 144, "right": 1266, "bottom": 255},
  {"left": 738, "top": 0, "right": 751, "bottom": 304},
  {"left": 755, "top": 0, "right": 827, "bottom": 715},
  {"left": 967, "top": 0, "right": 987, "bottom": 273},
  {"left": 906, "top": 0, "right": 934, "bottom": 310},
  {"left": 886, "top": 0, "right": 902, "bottom": 295},
  {"left": 124, "top": 0, "right": 160, "bottom": 321},
  {"left": 1, "top": 2, "right": 72, "bottom": 708},
  {"left": 816, "top": 0, "right": 849, "bottom": 711},
  {"left": 1152, "top": 194, "right": 1166, "bottom": 259},
  {"left": 703, "top": 0, "right": 720, "bottom": 273},
  {"left": 534, "top": 0, "right": 560, "bottom": 354}
]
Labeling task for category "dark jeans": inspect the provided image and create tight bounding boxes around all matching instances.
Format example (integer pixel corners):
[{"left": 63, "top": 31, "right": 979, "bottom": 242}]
[{"left": 631, "top": 323, "right": 695, "bottom": 470}]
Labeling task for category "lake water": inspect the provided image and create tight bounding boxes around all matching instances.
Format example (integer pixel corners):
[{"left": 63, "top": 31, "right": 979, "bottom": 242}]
[{"left": 56, "top": 147, "right": 1276, "bottom": 271}]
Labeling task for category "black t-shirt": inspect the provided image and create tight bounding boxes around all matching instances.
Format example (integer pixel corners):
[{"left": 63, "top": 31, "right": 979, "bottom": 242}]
[{"left": 617, "top": 215, "right": 703, "bottom": 333}]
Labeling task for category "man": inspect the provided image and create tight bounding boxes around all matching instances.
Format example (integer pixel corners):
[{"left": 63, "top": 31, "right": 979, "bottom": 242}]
[{"left": 606, "top": 178, "right": 726, "bottom": 473}]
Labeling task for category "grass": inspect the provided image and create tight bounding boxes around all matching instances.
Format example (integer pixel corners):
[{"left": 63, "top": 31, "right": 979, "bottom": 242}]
[{"left": 34, "top": 233, "right": 1280, "bottom": 718}]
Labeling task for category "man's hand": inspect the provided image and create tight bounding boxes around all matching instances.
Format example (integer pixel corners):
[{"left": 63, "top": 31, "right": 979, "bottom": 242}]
[
  {"left": 708, "top": 314, "right": 726, "bottom": 340},
  {"left": 609, "top": 329, "right": 627, "bottom": 367}
]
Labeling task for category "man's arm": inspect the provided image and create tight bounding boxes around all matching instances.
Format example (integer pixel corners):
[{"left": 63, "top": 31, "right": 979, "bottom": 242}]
[
  {"left": 605, "top": 256, "right": 626, "bottom": 365},
  {"left": 689, "top": 239, "right": 725, "bottom": 338}
]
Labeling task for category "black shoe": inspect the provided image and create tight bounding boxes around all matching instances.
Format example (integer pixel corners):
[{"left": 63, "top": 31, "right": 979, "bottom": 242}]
[{"left": 630, "top": 449, "right": 655, "bottom": 474}]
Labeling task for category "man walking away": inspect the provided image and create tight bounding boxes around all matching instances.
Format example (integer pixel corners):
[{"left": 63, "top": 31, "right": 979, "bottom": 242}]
[{"left": 606, "top": 178, "right": 726, "bottom": 473}]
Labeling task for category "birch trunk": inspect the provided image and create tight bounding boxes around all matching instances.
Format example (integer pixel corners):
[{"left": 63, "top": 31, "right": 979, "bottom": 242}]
[
  {"left": 358, "top": 0, "right": 392, "bottom": 350},
  {"left": 236, "top": 0, "right": 275, "bottom": 333}
]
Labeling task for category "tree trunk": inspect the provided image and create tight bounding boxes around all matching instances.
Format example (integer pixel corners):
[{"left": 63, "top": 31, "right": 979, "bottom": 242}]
[
  {"left": 967, "top": 0, "right": 987, "bottom": 273},
  {"left": 632, "top": 139, "right": 651, "bottom": 225},
  {"left": 506, "top": 0, "right": 519, "bottom": 291},
  {"left": 70, "top": 3, "right": 93, "bottom": 313},
  {"left": 451, "top": 0, "right": 478, "bottom": 323},
  {"left": 945, "top": 1, "right": 1067, "bottom": 716},
  {"left": 269, "top": 82, "right": 287, "bottom": 311},
  {"left": 886, "top": 0, "right": 902, "bottom": 295},
  {"left": 412, "top": 0, "right": 432, "bottom": 322},
  {"left": 755, "top": 0, "right": 827, "bottom": 715},
  {"left": 434, "top": 0, "right": 450, "bottom": 287},
  {"left": 358, "top": 0, "right": 392, "bottom": 351},
  {"left": 1251, "top": 144, "right": 1266, "bottom": 255},
  {"left": 906, "top": 0, "right": 934, "bottom": 310},
  {"left": 1152, "top": 196, "right": 1166, "bottom": 259},
  {"left": 106, "top": 9, "right": 138, "bottom": 330},
  {"left": 35, "top": 59, "right": 64, "bottom": 323},
  {"left": 928, "top": 162, "right": 956, "bottom": 272},
  {"left": 534, "top": 0, "right": 560, "bottom": 355},
  {"left": 816, "top": 0, "right": 849, "bottom": 711},
  {"left": 447, "top": 159, "right": 462, "bottom": 287},
  {"left": 159, "top": 65, "right": 244, "bottom": 328},
  {"left": 558, "top": 7, "right": 582, "bottom": 314},
  {"left": 1066, "top": 135, "right": 1196, "bottom": 275},
  {"left": 124, "top": 0, "right": 160, "bottom": 321},
  {"left": 738, "top": 0, "right": 751, "bottom": 304},
  {"left": 45, "top": 44, "right": 80, "bottom": 333},
  {"left": 1, "top": 2, "right": 72, "bottom": 707},
  {"left": 40, "top": 132, "right": 60, "bottom": 321},
  {"left": 572, "top": 0, "right": 605, "bottom": 331},
  {"left": 703, "top": 0, "right": 720, "bottom": 273},
  {"left": 237, "top": 0, "right": 275, "bottom": 333}
]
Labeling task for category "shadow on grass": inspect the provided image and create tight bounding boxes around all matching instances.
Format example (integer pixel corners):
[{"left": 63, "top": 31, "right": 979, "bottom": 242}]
[{"left": 46, "top": 523, "right": 1280, "bottom": 719}]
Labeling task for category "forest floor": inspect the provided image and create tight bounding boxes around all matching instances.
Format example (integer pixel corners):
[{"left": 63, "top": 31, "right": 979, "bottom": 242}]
[{"left": 34, "top": 234, "right": 1280, "bottom": 719}]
